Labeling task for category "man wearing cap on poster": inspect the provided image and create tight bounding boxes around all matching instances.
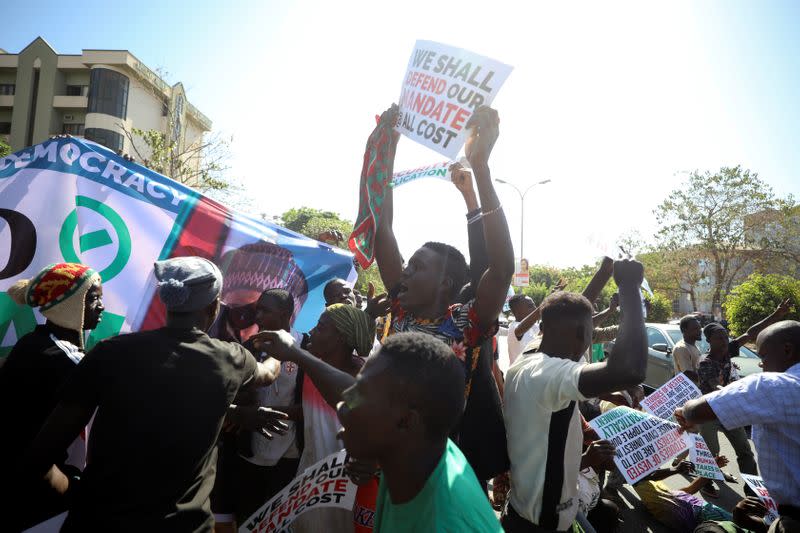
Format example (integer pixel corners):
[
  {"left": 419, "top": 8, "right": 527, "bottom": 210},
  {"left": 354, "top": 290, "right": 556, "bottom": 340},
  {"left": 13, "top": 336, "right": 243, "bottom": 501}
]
[
  {"left": 0, "top": 262, "right": 104, "bottom": 531},
  {"left": 23, "top": 256, "right": 286, "bottom": 532}
]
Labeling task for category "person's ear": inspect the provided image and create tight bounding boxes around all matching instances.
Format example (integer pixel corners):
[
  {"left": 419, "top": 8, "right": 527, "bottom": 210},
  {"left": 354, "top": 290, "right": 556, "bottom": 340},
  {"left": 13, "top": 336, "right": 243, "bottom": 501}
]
[{"left": 397, "top": 407, "right": 422, "bottom": 435}]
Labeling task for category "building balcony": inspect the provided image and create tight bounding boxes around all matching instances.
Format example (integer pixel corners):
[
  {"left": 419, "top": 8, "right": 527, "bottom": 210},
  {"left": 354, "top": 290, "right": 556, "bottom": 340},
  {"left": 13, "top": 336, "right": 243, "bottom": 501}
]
[
  {"left": 53, "top": 95, "right": 88, "bottom": 108},
  {"left": 0, "top": 95, "right": 13, "bottom": 107}
]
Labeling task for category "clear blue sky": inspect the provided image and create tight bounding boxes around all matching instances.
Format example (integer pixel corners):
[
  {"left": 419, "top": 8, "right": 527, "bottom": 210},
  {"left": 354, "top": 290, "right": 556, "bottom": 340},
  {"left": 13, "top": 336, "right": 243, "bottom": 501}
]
[{"left": 4, "top": 0, "right": 799, "bottom": 267}]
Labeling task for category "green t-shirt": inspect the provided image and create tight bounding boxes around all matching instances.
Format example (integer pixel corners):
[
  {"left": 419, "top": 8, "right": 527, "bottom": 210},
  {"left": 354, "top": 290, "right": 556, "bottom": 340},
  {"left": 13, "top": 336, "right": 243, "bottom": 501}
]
[{"left": 373, "top": 439, "right": 502, "bottom": 533}]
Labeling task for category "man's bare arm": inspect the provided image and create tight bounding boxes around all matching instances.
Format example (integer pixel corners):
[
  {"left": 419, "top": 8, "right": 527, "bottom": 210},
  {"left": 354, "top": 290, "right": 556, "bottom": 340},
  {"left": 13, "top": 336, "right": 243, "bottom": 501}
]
[
  {"left": 469, "top": 107, "right": 515, "bottom": 330},
  {"left": 735, "top": 298, "right": 792, "bottom": 345},
  {"left": 582, "top": 257, "right": 614, "bottom": 305},
  {"left": 372, "top": 106, "right": 404, "bottom": 291},
  {"left": 578, "top": 260, "right": 648, "bottom": 398}
]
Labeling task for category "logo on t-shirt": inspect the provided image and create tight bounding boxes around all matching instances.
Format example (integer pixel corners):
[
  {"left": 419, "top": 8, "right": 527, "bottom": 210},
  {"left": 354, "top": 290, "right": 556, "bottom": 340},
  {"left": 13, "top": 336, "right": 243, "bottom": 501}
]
[{"left": 354, "top": 505, "right": 375, "bottom": 527}]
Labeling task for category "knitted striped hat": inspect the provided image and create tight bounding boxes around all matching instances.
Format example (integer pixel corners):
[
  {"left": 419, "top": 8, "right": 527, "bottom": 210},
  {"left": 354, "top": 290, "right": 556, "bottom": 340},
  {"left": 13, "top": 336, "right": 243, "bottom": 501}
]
[
  {"left": 7, "top": 263, "right": 101, "bottom": 341},
  {"left": 219, "top": 242, "right": 308, "bottom": 321}
]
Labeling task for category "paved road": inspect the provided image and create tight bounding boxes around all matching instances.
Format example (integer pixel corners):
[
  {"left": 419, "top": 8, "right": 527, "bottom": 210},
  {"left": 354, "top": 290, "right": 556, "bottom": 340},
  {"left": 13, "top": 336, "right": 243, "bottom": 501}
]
[{"left": 494, "top": 328, "right": 751, "bottom": 531}]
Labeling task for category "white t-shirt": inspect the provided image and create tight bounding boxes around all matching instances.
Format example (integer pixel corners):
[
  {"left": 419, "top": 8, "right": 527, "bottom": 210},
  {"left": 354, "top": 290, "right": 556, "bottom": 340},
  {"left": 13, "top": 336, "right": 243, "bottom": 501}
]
[
  {"left": 507, "top": 321, "right": 540, "bottom": 366},
  {"left": 504, "top": 352, "right": 587, "bottom": 531},
  {"left": 245, "top": 330, "right": 302, "bottom": 466}
]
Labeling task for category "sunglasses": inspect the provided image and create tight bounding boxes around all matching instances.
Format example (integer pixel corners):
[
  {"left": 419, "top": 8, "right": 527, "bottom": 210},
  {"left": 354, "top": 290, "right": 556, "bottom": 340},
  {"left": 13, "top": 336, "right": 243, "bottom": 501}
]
[{"left": 227, "top": 302, "right": 257, "bottom": 330}]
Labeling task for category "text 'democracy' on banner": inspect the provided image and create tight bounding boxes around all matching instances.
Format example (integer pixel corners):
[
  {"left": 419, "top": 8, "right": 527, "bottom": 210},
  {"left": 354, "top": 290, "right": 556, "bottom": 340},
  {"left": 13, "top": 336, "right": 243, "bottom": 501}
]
[
  {"left": 589, "top": 406, "right": 690, "bottom": 484},
  {"left": 0, "top": 138, "right": 355, "bottom": 357},
  {"left": 741, "top": 474, "right": 780, "bottom": 525},
  {"left": 396, "top": 40, "right": 513, "bottom": 158},
  {"left": 640, "top": 373, "right": 702, "bottom": 421},
  {"left": 240, "top": 449, "right": 357, "bottom": 533},
  {"left": 688, "top": 434, "right": 725, "bottom": 480}
]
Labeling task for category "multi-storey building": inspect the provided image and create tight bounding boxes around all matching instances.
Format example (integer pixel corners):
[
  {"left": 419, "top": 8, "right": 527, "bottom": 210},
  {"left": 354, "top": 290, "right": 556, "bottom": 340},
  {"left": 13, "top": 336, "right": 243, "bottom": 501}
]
[{"left": 0, "top": 37, "right": 211, "bottom": 161}]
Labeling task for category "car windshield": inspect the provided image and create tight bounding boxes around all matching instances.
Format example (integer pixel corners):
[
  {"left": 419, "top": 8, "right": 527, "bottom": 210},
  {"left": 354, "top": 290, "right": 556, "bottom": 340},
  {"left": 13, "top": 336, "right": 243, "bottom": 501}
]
[
  {"left": 737, "top": 345, "right": 760, "bottom": 359},
  {"left": 666, "top": 329, "right": 710, "bottom": 352}
]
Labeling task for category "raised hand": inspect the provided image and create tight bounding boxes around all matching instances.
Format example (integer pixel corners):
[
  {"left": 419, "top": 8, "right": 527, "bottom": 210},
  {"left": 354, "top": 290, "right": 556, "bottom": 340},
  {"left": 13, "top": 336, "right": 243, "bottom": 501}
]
[
  {"left": 450, "top": 163, "right": 475, "bottom": 195},
  {"left": 465, "top": 106, "right": 500, "bottom": 170},
  {"left": 250, "top": 330, "right": 300, "bottom": 362},
  {"left": 316, "top": 229, "right": 345, "bottom": 243},
  {"left": 365, "top": 281, "right": 390, "bottom": 320},
  {"left": 609, "top": 292, "right": 620, "bottom": 313},
  {"left": 613, "top": 258, "right": 644, "bottom": 289},
  {"left": 776, "top": 298, "right": 793, "bottom": 318}
]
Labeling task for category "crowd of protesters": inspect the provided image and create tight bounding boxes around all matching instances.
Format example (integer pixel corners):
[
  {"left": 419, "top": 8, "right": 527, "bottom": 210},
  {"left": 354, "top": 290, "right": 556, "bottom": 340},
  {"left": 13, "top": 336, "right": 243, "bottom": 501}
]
[{"left": 0, "top": 105, "right": 797, "bottom": 533}]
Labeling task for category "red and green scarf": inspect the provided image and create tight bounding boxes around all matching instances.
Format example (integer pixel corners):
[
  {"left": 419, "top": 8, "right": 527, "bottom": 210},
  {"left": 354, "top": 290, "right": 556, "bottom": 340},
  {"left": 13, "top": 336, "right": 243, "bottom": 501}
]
[{"left": 348, "top": 114, "right": 399, "bottom": 269}]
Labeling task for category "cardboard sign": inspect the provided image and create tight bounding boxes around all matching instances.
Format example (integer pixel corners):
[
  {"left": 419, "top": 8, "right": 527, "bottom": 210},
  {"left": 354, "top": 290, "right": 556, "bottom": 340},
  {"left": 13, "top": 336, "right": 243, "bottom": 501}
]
[
  {"left": 589, "top": 406, "right": 690, "bottom": 484},
  {"left": 640, "top": 373, "right": 702, "bottom": 422},
  {"left": 513, "top": 272, "right": 530, "bottom": 287},
  {"left": 396, "top": 40, "right": 513, "bottom": 158},
  {"left": 240, "top": 449, "right": 357, "bottom": 533},
  {"left": 688, "top": 434, "right": 725, "bottom": 480},
  {"left": 741, "top": 474, "right": 780, "bottom": 525},
  {"left": 390, "top": 160, "right": 454, "bottom": 188}
]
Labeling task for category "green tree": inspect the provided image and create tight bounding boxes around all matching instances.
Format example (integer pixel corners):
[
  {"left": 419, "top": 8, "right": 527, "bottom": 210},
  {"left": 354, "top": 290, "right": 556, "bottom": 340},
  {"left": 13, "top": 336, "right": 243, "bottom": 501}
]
[
  {"left": 723, "top": 273, "right": 800, "bottom": 336},
  {"left": 278, "top": 207, "right": 385, "bottom": 295},
  {"left": 655, "top": 166, "right": 792, "bottom": 311},
  {"left": 0, "top": 138, "right": 11, "bottom": 158},
  {"left": 282, "top": 207, "right": 353, "bottom": 238},
  {"left": 645, "top": 291, "right": 672, "bottom": 323},
  {"left": 639, "top": 247, "right": 708, "bottom": 312},
  {"left": 527, "top": 264, "right": 562, "bottom": 288},
  {"left": 519, "top": 282, "right": 549, "bottom": 306}
]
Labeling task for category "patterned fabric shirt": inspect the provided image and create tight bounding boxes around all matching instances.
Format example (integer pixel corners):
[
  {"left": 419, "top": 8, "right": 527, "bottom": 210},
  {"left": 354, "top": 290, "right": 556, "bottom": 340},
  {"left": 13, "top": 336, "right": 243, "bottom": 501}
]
[
  {"left": 390, "top": 299, "right": 486, "bottom": 382},
  {"left": 698, "top": 340, "right": 740, "bottom": 394},
  {"left": 706, "top": 362, "right": 800, "bottom": 506}
]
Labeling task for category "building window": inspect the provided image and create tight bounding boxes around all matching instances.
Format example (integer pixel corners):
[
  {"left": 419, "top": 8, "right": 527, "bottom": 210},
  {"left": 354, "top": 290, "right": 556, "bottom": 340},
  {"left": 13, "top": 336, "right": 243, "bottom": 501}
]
[
  {"left": 87, "top": 68, "right": 129, "bottom": 119},
  {"left": 85, "top": 127, "right": 124, "bottom": 152},
  {"left": 0, "top": 84, "right": 14, "bottom": 96},
  {"left": 62, "top": 123, "right": 85, "bottom": 136},
  {"left": 66, "top": 85, "right": 89, "bottom": 97},
  {"left": 0, "top": 122, "right": 10, "bottom": 134}
]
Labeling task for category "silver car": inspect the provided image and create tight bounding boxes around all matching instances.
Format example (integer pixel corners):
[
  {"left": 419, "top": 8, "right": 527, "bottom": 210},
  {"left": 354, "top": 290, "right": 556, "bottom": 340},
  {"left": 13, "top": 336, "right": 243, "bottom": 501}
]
[{"left": 643, "top": 323, "right": 762, "bottom": 389}]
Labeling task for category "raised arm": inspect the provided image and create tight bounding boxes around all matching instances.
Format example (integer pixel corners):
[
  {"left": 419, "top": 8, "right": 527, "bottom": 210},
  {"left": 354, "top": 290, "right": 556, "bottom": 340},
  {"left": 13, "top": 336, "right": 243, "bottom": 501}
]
[
  {"left": 592, "top": 293, "right": 619, "bottom": 327},
  {"left": 467, "top": 107, "right": 515, "bottom": 330},
  {"left": 372, "top": 106, "right": 404, "bottom": 291},
  {"left": 734, "top": 298, "right": 792, "bottom": 345},
  {"left": 251, "top": 330, "right": 355, "bottom": 410},
  {"left": 578, "top": 260, "right": 648, "bottom": 397},
  {"left": 451, "top": 163, "right": 487, "bottom": 289},
  {"left": 582, "top": 257, "right": 614, "bottom": 304}
]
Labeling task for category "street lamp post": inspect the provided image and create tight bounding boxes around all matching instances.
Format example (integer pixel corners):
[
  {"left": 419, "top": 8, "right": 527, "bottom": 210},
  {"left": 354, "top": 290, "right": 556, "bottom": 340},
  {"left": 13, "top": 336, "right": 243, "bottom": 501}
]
[{"left": 495, "top": 178, "right": 551, "bottom": 264}]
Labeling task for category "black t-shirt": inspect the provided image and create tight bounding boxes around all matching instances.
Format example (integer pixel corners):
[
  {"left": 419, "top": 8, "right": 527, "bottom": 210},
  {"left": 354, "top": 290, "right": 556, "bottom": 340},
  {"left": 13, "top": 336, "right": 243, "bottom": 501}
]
[
  {"left": 60, "top": 327, "right": 257, "bottom": 533},
  {"left": 0, "top": 325, "right": 82, "bottom": 467}
]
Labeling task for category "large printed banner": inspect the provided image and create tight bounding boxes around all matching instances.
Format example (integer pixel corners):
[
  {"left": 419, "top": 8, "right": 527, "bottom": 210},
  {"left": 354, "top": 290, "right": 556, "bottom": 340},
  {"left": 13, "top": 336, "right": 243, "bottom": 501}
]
[
  {"left": 396, "top": 40, "right": 513, "bottom": 158},
  {"left": 640, "top": 373, "right": 701, "bottom": 421},
  {"left": 589, "top": 406, "right": 690, "bottom": 484},
  {"left": 0, "top": 138, "right": 355, "bottom": 356},
  {"left": 240, "top": 449, "right": 357, "bottom": 533}
]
